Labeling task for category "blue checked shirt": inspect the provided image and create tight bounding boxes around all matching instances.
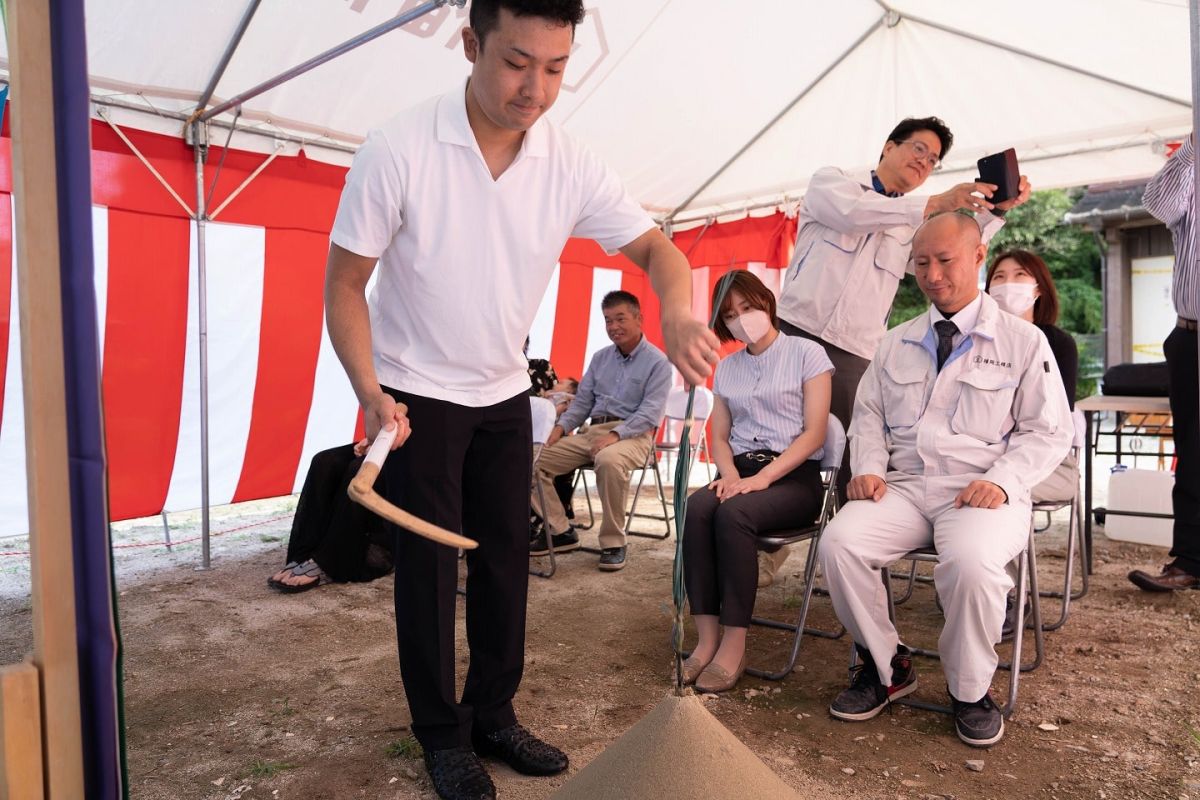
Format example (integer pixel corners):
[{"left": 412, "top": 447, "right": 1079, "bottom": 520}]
[{"left": 558, "top": 337, "right": 672, "bottom": 439}]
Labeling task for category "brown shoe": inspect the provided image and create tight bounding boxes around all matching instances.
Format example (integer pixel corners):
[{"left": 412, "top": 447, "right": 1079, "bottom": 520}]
[
  {"left": 679, "top": 654, "right": 710, "bottom": 686},
  {"left": 694, "top": 654, "right": 747, "bottom": 694},
  {"left": 1128, "top": 564, "right": 1200, "bottom": 592}
]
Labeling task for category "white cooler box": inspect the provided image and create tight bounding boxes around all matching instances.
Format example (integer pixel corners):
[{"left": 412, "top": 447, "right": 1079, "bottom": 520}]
[{"left": 1104, "top": 468, "right": 1174, "bottom": 548}]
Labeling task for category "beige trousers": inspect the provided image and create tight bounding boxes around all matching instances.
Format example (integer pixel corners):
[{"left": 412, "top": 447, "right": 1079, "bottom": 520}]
[{"left": 531, "top": 421, "right": 654, "bottom": 549}]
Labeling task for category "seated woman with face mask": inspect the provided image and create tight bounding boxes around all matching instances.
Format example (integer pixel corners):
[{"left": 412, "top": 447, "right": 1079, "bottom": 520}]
[
  {"left": 680, "top": 269, "right": 834, "bottom": 693},
  {"left": 986, "top": 249, "right": 1079, "bottom": 503},
  {"left": 986, "top": 249, "right": 1080, "bottom": 636}
]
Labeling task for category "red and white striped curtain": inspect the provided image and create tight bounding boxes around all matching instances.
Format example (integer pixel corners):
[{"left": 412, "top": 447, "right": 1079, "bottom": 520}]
[{"left": 0, "top": 123, "right": 797, "bottom": 535}]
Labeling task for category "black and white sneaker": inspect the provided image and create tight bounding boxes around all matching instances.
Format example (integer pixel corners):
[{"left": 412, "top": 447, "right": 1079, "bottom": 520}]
[
  {"left": 529, "top": 529, "right": 580, "bottom": 556},
  {"left": 951, "top": 692, "right": 1005, "bottom": 747},
  {"left": 829, "top": 644, "right": 918, "bottom": 721}
]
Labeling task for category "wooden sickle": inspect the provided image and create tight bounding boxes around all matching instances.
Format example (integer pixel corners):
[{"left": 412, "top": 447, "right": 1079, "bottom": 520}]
[{"left": 347, "top": 421, "right": 479, "bottom": 551}]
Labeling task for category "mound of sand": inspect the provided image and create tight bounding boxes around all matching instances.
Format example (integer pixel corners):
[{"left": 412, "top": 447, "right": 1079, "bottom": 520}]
[{"left": 552, "top": 692, "right": 799, "bottom": 800}]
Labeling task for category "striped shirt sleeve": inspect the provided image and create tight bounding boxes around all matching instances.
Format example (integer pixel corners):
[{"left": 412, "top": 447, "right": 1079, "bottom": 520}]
[{"left": 1143, "top": 136, "right": 1198, "bottom": 320}]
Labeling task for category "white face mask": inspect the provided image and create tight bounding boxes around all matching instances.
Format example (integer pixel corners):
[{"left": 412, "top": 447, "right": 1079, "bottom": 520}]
[
  {"left": 989, "top": 282, "right": 1038, "bottom": 316},
  {"left": 727, "top": 309, "right": 773, "bottom": 345}
]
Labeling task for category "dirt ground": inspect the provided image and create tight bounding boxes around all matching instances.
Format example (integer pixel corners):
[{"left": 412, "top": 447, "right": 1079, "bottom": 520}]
[{"left": 3, "top": 495, "right": 1199, "bottom": 800}]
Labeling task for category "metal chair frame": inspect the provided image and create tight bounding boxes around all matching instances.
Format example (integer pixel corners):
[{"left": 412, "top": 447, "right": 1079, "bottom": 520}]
[
  {"left": 890, "top": 449, "right": 1088, "bottom": 633},
  {"left": 854, "top": 523, "right": 1045, "bottom": 718},
  {"left": 744, "top": 416, "right": 849, "bottom": 680}
]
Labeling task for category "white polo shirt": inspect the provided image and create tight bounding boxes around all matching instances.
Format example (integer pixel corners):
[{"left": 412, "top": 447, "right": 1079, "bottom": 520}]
[{"left": 330, "top": 81, "right": 655, "bottom": 407}]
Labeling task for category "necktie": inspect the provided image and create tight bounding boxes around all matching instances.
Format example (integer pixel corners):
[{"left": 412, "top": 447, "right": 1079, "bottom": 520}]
[{"left": 934, "top": 320, "right": 959, "bottom": 371}]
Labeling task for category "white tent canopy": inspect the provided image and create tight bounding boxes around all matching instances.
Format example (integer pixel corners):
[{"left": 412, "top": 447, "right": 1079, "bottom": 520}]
[{"left": 2, "top": 0, "right": 1190, "bottom": 221}]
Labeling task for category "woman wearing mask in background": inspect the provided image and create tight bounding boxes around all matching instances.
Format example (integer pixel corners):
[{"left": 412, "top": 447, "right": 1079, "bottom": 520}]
[
  {"left": 680, "top": 270, "right": 834, "bottom": 693},
  {"left": 986, "top": 249, "right": 1079, "bottom": 502},
  {"left": 986, "top": 249, "right": 1080, "bottom": 636}
]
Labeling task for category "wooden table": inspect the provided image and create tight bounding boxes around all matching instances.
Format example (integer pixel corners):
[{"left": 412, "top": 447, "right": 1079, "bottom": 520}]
[{"left": 1076, "top": 395, "right": 1174, "bottom": 573}]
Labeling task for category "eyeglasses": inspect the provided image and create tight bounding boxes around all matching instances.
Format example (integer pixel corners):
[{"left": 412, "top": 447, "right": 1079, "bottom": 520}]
[{"left": 899, "top": 139, "right": 942, "bottom": 171}]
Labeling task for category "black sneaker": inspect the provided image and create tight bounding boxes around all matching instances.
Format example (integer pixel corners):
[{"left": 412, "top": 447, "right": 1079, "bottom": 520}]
[
  {"left": 472, "top": 723, "right": 568, "bottom": 776},
  {"left": 829, "top": 644, "right": 918, "bottom": 721},
  {"left": 951, "top": 692, "right": 1005, "bottom": 747},
  {"left": 1001, "top": 593, "right": 1031, "bottom": 640},
  {"left": 598, "top": 546, "right": 626, "bottom": 571},
  {"left": 423, "top": 746, "right": 496, "bottom": 800},
  {"left": 529, "top": 529, "right": 580, "bottom": 556}
]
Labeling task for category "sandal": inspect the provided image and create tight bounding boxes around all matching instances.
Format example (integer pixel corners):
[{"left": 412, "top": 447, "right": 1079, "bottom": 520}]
[
  {"left": 267, "top": 561, "right": 300, "bottom": 590},
  {"left": 272, "top": 560, "right": 330, "bottom": 594}
]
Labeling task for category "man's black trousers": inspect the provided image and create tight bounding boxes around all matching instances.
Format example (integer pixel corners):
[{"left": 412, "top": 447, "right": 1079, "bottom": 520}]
[
  {"left": 1165, "top": 327, "right": 1200, "bottom": 575},
  {"left": 381, "top": 386, "right": 532, "bottom": 750}
]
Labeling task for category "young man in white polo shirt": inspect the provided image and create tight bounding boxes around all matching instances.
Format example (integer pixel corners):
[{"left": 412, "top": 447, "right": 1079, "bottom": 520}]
[{"left": 324, "top": 2, "right": 717, "bottom": 799}]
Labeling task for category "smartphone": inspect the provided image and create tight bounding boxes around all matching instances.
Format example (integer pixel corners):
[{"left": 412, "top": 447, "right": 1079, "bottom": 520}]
[{"left": 976, "top": 148, "right": 1020, "bottom": 206}]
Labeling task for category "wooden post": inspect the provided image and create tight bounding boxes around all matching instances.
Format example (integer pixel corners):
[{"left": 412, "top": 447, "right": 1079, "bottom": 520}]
[
  {"left": 0, "top": 662, "right": 45, "bottom": 800},
  {"left": 5, "top": 0, "right": 87, "bottom": 797}
]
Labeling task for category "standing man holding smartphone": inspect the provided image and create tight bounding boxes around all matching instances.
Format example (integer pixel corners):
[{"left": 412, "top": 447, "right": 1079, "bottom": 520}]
[
  {"left": 324, "top": 3, "right": 718, "bottom": 798},
  {"left": 778, "top": 118, "right": 1031, "bottom": 446}
]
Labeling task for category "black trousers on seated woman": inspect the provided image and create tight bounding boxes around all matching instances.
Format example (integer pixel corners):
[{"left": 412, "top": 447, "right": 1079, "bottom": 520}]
[
  {"left": 286, "top": 444, "right": 393, "bottom": 582},
  {"left": 684, "top": 456, "right": 823, "bottom": 628}
]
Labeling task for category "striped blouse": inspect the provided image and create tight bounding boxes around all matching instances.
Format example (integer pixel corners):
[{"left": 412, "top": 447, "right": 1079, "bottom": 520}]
[
  {"left": 1143, "top": 135, "right": 1199, "bottom": 321},
  {"left": 713, "top": 333, "right": 835, "bottom": 460}
]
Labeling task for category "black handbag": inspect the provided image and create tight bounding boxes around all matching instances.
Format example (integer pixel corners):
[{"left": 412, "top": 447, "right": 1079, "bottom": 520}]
[{"left": 1101, "top": 362, "right": 1170, "bottom": 397}]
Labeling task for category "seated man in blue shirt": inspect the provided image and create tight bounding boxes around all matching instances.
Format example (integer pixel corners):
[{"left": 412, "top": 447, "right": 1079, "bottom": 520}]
[{"left": 531, "top": 290, "right": 672, "bottom": 571}]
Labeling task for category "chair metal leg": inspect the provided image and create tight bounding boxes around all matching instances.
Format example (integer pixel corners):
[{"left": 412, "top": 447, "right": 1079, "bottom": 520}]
[
  {"left": 998, "top": 533, "right": 1044, "bottom": 675},
  {"left": 572, "top": 469, "right": 596, "bottom": 530},
  {"left": 877, "top": 529, "right": 1042, "bottom": 719},
  {"left": 890, "top": 560, "right": 919, "bottom": 606},
  {"left": 748, "top": 539, "right": 845, "bottom": 680},
  {"left": 627, "top": 454, "right": 672, "bottom": 541}
]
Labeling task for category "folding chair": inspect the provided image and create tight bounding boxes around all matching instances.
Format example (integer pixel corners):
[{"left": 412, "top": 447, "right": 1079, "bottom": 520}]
[
  {"left": 529, "top": 396, "right": 560, "bottom": 578},
  {"left": 1030, "top": 409, "right": 1089, "bottom": 631},
  {"left": 623, "top": 426, "right": 673, "bottom": 540},
  {"left": 570, "top": 469, "right": 596, "bottom": 530},
  {"left": 746, "top": 415, "right": 848, "bottom": 680},
  {"left": 655, "top": 386, "right": 715, "bottom": 483},
  {"left": 890, "top": 410, "right": 1089, "bottom": 623},
  {"left": 855, "top": 519, "right": 1045, "bottom": 718}
]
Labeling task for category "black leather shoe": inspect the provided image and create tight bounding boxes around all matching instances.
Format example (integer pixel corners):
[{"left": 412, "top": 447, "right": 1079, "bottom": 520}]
[
  {"left": 1128, "top": 564, "right": 1200, "bottom": 592},
  {"left": 423, "top": 746, "right": 496, "bottom": 800},
  {"left": 472, "top": 723, "right": 568, "bottom": 776}
]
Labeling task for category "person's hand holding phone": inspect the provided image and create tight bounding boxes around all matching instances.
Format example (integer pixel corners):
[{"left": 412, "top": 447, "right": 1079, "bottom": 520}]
[{"left": 925, "top": 182, "right": 997, "bottom": 217}]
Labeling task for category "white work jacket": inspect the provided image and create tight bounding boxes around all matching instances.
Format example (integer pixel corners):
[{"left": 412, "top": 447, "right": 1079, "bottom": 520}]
[
  {"left": 778, "top": 167, "right": 1004, "bottom": 360},
  {"left": 849, "top": 293, "right": 1072, "bottom": 506}
]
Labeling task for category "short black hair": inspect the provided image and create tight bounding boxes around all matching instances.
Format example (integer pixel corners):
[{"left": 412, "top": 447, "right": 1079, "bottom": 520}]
[
  {"left": 880, "top": 116, "right": 953, "bottom": 162},
  {"left": 601, "top": 290, "right": 640, "bottom": 313},
  {"left": 469, "top": 0, "right": 585, "bottom": 48}
]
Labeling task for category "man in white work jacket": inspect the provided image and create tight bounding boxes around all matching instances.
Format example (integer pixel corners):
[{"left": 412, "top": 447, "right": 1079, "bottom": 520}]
[
  {"left": 818, "top": 212, "right": 1071, "bottom": 748},
  {"left": 776, "top": 119, "right": 1030, "bottom": 494}
]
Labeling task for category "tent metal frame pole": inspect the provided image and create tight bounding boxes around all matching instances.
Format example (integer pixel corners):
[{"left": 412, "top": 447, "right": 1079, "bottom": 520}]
[
  {"left": 185, "top": 0, "right": 462, "bottom": 569},
  {"left": 90, "top": 95, "right": 359, "bottom": 155},
  {"left": 197, "top": 0, "right": 263, "bottom": 112},
  {"left": 193, "top": 123, "right": 212, "bottom": 571},
  {"left": 900, "top": 12, "right": 1190, "bottom": 109},
  {"left": 200, "top": 0, "right": 463, "bottom": 123},
  {"left": 665, "top": 15, "right": 886, "bottom": 222}
]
